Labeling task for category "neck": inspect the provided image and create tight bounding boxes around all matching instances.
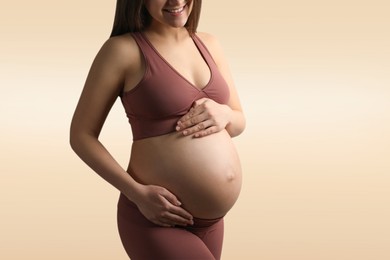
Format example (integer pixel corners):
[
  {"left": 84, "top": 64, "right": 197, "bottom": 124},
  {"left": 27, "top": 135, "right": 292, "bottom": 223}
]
[{"left": 144, "top": 22, "right": 189, "bottom": 42}]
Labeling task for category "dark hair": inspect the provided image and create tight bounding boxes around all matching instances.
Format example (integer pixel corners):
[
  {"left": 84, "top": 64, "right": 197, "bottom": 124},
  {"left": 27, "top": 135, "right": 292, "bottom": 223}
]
[{"left": 110, "top": 0, "right": 202, "bottom": 37}]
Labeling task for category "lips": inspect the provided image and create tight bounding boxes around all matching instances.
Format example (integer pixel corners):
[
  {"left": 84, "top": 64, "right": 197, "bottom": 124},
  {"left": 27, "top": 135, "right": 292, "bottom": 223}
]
[{"left": 163, "top": 4, "right": 187, "bottom": 14}]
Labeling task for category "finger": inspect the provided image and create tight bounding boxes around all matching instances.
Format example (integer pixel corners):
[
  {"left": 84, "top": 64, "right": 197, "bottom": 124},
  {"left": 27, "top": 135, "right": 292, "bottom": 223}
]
[
  {"left": 168, "top": 205, "right": 194, "bottom": 221},
  {"left": 181, "top": 119, "right": 214, "bottom": 136},
  {"left": 144, "top": 212, "right": 174, "bottom": 227},
  {"left": 162, "top": 211, "right": 194, "bottom": 226},
  {"left": 154, "top": 220, "right": 173, "bottom": 227},
  {"left": 193, "top": 98, "right": 209, "bottom": 107},
  {"left": 151, "top": 206, "right": 193, "bottom": 227},
  {"left": 148, "top": 211, "right": 179, "bottom": 227},
  {"left": 178, "top": 101, "right": 211, "bottom": 128},
  {"left": 159, "top": 195, "right": 193, "bottom": 222},
  {"left": 160, "top": 189, "right": 182, "bottom": 207},
  {"left": 178, "top": 113, "right": 210, "bottom": 132},
  {"left": 159, "top": 189, "right": 193, "bottom": 220},
  {"left": 177, "top": 105, "right": 206, "bottom": 127},
  {"left": 194, "top": 126, "right": 219, "bottom": 138}
]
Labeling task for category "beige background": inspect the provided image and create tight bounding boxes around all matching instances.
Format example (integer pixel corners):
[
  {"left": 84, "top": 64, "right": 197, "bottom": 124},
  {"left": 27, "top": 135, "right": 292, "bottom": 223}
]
[{"left": 1, "top": 0, "right": 389, "bottom": 259}]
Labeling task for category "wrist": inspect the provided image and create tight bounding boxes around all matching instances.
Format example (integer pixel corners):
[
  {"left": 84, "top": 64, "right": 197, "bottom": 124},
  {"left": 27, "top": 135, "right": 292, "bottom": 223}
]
[{"left": 123, "top": 181, "right": 145, "bottom": 204}]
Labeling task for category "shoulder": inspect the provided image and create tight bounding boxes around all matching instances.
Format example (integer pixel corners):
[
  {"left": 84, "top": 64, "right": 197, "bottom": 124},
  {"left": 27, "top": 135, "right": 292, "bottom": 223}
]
[
  {"left": 195, "top": 32, "right": 226, "bottom": 67},
  {"left": 102, "top": 33, "right": 138, "bottom": 54},
  {"left": 195, "top": 32, "right": 222, "bottom": 52},
  {"left": 94, "top": 33, "right": 140, "bottom": 70}
]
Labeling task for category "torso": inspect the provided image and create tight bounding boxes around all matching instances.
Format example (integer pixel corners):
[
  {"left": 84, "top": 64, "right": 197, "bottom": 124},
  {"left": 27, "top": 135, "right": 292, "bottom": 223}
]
[
  {"left": 120, "top": 31, "right": 242, "bottom": 219},
  {"left": 129, "top": 130, "right": 242, "bottom": 219}
]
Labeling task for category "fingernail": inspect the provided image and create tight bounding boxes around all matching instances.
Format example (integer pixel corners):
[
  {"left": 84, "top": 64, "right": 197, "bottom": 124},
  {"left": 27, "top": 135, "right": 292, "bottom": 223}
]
[
  {"left": 176, "top": 201, "right": 182, "bottom": 206},
  {"left": 183, "top": 131, "right": 187, "bottom": 135},
  {"left": 176, "top": 126, "right": 180, "bottom": 131}
]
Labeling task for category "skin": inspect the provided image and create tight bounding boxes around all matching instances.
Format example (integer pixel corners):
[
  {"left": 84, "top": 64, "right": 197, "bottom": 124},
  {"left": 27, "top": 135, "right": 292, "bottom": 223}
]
[{"left": 70, "top": 0, "right": 245, "bottom": 227}]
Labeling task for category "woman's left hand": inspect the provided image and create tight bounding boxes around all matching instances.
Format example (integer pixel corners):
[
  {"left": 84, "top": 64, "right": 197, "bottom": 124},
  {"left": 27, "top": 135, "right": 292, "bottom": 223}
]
[{"left": 176, "top": 98, "right": 232, "bottom": 138}]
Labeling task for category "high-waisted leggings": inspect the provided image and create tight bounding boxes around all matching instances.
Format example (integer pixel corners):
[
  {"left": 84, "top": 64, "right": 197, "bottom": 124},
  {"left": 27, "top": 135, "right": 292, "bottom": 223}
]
[{"left": 117, "top": 193, "right": 224, "bottom": 260}]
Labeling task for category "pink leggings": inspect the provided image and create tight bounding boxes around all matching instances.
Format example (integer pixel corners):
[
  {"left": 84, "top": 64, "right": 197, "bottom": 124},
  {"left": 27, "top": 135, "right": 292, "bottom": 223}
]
[{"left": 117, "top": 193, "right": 224, "bottom": 260}]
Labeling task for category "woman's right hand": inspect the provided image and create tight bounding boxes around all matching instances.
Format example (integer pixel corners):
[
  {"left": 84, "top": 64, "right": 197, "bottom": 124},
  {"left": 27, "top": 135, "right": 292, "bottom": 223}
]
[{"left": 133, "top": 184, "right": 194, "bottom": 227}]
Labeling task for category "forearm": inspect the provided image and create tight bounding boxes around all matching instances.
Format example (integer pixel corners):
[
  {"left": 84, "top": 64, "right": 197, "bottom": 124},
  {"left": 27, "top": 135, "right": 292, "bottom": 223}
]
[
  {"left": 225, "top": 108, "right": 246, "bottom": 138},
  {"left": 70, "top": 133, "right": 141, "bottom": 202}
]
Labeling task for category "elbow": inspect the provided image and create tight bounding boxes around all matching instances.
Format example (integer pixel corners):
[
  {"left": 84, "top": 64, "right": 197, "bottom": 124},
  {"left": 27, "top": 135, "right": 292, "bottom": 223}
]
[
  {"left": 237, "top": 120, "right": 246, "bottom": 137},
  {"left": 69, "top": 116, "right": 100, "bottom": 156},
  {"left": 69, "top": 131, "right": 89, "bottom": 159},
  {"left": 69, "top": 130, "right": 80, "bottom": 154},
  {"left": 227, "top": 114, "right": 246, "bottom": 138},
  {"left": 230, "top": 125, "right": 246, "bottom": 138},
  {"left": 69, "top": 126, "right": 99, "bottom": 155},
  {"left": 69, "top": 124, "right": 86, "bottom": 154}
]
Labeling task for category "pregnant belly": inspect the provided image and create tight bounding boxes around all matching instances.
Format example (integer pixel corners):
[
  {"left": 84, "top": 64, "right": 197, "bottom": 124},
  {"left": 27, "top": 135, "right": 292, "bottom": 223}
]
[{"left": 128, "top": 130, "right": 242, "bottom": 219}]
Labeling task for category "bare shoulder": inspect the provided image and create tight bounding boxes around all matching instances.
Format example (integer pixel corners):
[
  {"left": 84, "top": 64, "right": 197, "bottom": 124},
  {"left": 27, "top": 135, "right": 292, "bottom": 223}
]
[
  {"left": 196, "top": 32, "right": 227, "bottom": 74},
  {"left": 195, "top": 32, "right": 219, "bottom": 45},
  {"left": 102, "top": 33, "right": 138, "bottom": 55},
  {"left": 195, "top": 32, "right": 226, "bottom": 64},
  {"left": 96, "top": 33, "right": 140, "bottom": 69},
  {"left": 195, "top": 32, "right": 222, "bottom": 52}
]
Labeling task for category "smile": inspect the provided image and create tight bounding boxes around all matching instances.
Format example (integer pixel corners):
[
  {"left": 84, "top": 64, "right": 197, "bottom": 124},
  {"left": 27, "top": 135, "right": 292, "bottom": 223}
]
[{"left": 164, "top": 4, "right": 186, "bottom": 14}]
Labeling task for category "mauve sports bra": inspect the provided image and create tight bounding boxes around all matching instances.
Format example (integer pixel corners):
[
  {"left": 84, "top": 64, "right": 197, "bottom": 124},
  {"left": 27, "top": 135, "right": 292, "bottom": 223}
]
[{"left": 120, "top": 32, "right": 230, "bottom": 140}]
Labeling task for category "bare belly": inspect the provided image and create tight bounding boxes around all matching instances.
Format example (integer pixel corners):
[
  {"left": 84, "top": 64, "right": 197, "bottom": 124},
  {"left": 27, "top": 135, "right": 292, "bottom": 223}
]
[{"left": 127, "top": 130, "right": 242, "bottom": 219}]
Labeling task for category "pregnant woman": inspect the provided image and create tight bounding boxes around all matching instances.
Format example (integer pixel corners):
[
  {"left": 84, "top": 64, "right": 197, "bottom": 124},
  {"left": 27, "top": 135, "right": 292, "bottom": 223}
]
[{"left": 70, "top": 0, "right": 245, "bottom": 259}]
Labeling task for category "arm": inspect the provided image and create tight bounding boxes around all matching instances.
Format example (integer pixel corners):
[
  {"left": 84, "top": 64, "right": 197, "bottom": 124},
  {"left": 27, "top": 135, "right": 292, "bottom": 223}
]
[
  {"left": 70, "top": 36, "right": 193, "bottom": 227},
  {"left": 70, "top": 37, "right": 142, "bottom": 201},
  {"left": 176, "top": 33, "right": 246, "bottom": 138}
]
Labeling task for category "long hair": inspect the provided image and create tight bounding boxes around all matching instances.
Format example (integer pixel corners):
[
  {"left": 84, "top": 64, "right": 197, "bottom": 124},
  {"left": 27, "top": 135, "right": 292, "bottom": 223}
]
[{"left": 110, "top": 0, "right": 202, "bottom": 37}]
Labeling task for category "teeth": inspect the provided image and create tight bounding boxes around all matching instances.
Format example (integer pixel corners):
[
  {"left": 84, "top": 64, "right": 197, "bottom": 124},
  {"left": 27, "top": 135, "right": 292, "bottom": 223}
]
[{"left": 166, "top": 6, "right": 185, "bottom": 13}]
